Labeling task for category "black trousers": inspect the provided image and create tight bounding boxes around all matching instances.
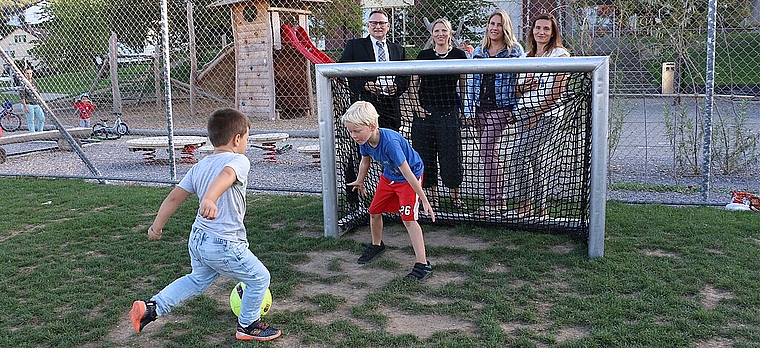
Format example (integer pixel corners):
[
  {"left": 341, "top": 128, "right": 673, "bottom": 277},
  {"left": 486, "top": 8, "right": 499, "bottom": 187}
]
[{"left": 410, "top": 106, "right": 463, "bottom": 189}]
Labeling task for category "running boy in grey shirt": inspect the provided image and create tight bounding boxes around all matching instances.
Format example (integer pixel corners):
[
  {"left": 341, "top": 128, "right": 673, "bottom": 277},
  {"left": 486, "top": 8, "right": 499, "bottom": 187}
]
[{"left": 130, "top": 108, "right": 281, "bottom": 341}]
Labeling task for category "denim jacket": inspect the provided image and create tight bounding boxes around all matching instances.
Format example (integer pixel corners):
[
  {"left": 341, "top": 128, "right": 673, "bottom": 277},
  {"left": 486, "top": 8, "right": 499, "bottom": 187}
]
[{"left": 470, "top": 43, "right": 524, "bottom": 109}]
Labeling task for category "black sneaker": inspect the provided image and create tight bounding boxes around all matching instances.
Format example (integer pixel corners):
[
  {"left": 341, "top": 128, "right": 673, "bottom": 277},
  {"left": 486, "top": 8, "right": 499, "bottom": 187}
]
[
  {"left": 405, "top": 261, "right": 433, "bottom": 280},
  {"left": 357, "top": 241, "right": 386, "bottom": 264},
  {"left": 236, "top": 320, "right": 282, "bottom": 341},
  {"left": 130, "top": 300, "right": 158, "bottom": 333}
]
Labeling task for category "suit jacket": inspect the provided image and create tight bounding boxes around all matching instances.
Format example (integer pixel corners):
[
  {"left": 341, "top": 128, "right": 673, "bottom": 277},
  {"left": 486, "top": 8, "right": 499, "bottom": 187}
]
[{"left": 338, "top": 36, "right": 410, "bottom": 99}]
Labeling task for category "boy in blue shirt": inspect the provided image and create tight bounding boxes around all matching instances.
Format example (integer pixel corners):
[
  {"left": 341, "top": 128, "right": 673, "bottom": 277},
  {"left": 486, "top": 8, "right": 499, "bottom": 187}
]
[
  {"left": 343, "top": 101, "right": 436, "bottom": 280},
  {"left": 129, "top": 108, "right": 281, "bottom": 341}
]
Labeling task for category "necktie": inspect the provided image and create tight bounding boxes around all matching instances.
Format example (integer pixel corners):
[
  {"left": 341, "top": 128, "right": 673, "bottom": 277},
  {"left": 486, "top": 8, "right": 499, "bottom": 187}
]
[{"left": 376, "top": 41, "right": 387, "bottom": 62}]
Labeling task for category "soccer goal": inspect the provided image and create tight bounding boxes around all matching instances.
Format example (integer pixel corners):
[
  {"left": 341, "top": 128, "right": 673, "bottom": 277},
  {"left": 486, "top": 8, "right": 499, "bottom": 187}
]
[{"left": 315, "top": 57, "right": 609, "bottom": 258}]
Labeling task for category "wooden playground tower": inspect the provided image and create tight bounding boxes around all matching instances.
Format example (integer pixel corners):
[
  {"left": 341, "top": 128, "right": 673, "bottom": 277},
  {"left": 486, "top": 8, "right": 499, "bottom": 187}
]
[{"left": 209, "top": 0, "right": 328, "bottom": 120}]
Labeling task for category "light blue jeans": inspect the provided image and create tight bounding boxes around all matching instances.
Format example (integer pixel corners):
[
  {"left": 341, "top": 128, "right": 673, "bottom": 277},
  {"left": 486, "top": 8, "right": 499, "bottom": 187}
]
[
  {"left": 151, "top": 227, "right": 270, "bottom": 327},
  {"left": 25, "top": 104, "right": 44, "bottom": 132}
]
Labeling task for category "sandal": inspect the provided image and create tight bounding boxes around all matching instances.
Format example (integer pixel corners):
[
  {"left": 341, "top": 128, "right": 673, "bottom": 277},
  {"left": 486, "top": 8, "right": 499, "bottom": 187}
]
[
  {"left": 451, "top": 198, "right": 468, "bottom": 210},
  {"left": 503, "top": 209, "right": 532, "bottom": 219},
  {"left": 473, "top": 205, "right": 500, "bottom": 217}
]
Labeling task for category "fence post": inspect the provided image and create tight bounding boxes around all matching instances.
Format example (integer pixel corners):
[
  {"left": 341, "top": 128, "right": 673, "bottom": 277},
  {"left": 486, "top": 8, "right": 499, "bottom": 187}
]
[
  {"left": 160, "top": 0, "right": 177, "bottom": 180},
  {"left": 701, "top": 0, "right": 717, "bottom": 202}
]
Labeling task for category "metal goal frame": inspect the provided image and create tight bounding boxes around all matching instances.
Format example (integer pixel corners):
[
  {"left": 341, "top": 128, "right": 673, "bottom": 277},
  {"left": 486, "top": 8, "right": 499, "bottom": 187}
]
[{"left": 315, "top": 57, "right": 609, "bottom": 258}]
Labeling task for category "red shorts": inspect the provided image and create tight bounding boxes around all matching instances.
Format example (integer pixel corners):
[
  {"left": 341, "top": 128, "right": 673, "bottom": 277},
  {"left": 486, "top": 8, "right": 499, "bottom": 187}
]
[{"left": 369, "top": 174, "right": 422, "bottom": 221}]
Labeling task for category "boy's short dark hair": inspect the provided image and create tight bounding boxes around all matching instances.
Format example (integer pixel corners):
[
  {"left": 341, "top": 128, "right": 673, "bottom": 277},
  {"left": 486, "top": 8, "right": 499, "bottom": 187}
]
[{"left": 207, "top": 108, "right": 251, "bottom": 147}]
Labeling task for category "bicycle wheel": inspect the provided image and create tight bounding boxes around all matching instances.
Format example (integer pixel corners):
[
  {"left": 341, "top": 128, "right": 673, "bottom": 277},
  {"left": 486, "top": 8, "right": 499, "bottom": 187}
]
[
  {"left": 92, "top": 123, "right": 108, "bottom": 140},
  {"left": 116, "top": 122, "right": 128, "bottom": 136},
  {"left": 0, "top": 112, "right": 21, "bottom": 132}
]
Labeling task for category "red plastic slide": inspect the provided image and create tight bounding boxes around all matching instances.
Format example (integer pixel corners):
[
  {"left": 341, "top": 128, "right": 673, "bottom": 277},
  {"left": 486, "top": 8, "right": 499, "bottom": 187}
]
[{"left": 281, "top": 25, "right": 334, "bottom": 64}]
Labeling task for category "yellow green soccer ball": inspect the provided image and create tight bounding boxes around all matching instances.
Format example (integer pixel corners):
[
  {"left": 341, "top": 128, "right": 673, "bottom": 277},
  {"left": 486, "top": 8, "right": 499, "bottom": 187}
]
[{"left": 229, "top": 282, "right": 272, "bottom": 317}]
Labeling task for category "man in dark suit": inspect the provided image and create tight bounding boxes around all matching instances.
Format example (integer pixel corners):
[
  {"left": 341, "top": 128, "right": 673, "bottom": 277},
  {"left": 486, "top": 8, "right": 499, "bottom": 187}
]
[
  {"left": 339, "top": 10, "right": 409, "bottom": 131},
  {"left": 338, "top": 10, "right": 410, "bottom": 210}
]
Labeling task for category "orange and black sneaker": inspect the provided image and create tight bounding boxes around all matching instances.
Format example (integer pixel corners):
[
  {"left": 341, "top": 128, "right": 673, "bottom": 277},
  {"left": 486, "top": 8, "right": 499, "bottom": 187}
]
[
  {"left": 130, "top": 300, "right": 158, "bottom": 333},
  {"left": 236, "top": 320, "right": 282, "bottom": 341}
]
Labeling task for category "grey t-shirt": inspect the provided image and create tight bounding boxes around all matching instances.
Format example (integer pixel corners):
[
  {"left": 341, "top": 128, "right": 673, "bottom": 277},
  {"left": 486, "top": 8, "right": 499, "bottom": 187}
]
[{"left": 178, "top": 152, "right": 250, "bottom": 242}]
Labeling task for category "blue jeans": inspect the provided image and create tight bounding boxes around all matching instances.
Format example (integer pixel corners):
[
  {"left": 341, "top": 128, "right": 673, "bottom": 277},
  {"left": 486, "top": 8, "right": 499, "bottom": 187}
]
[
  {"left": 151, "top": 228, "right": 270, "bottom": 327},
  {"left": 25, "top": 104, "right": 44, "bottom": 132}
]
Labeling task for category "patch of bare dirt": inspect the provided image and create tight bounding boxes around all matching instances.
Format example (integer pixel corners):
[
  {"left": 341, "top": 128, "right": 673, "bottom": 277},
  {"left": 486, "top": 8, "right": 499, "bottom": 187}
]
[
  {"left": 343, "top": 224, "right": 493, "bottom": 251},
  {"left": 555, "top": 326, "right": 591, "bottom": 343},
  {"left": 383, "top": 309, "right": 472, "bottom": 339},
  {"left": 699, "top": 285, "right": 733, "bottom": 310},
  {"left": 642, "top": 248, "right": 681, "bottom": 258},
  {"left": 550, "top": 242, "right": 575, "bottom": 254},
  {"left": 92, "top": 278, "right": 230, "bottom": 348},
  {"left": 501, "top": 322, "right": 590, "bottom": 345},
  {"left": 694, "top": 337, "right": 733, "bottom": 348}
]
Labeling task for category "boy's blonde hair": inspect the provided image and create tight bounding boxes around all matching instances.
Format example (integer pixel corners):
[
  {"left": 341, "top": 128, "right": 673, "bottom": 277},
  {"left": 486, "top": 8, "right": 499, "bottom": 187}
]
[{"left": 342, "top": 101, "right": 379, "bottom": 127}]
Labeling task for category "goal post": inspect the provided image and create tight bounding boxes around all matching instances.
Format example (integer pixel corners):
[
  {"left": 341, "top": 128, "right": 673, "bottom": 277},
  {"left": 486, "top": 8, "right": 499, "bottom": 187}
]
[{"left": 316, "top": 57, "right": 609, "bottom": 258}]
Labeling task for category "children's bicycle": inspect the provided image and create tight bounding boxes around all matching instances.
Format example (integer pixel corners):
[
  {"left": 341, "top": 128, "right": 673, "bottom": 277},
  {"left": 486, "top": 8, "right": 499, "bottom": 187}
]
[
  {"left": 0, "top": 99, "right": 21, "bottom": 132},
  {"left": 92, "top": 113, "right": 129, "bottom": 140}
]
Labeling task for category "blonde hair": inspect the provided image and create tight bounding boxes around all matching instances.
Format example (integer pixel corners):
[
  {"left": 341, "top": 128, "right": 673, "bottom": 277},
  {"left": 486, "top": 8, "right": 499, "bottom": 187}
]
[
  {"left": 342, "top": 101, "right": 379, "bottom": 127},
  {"left": 480, "top": 9, "right": 518, "bottom": 51},
  {"left": 429, "top": 18, "right": 453, "bottom": 49}
]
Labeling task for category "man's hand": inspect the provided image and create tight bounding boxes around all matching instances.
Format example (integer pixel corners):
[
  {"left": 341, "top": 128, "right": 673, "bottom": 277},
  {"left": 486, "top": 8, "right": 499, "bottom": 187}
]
[
  {"left": 364, "top": 81, "right": 381, "bottom": 94},
  {"left": 415, "top": 106, "right": 429, "bottom": 118}
]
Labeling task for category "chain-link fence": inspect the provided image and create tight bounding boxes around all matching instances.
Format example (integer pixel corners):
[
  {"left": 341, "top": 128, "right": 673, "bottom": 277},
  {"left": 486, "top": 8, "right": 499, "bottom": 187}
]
[{"left": 0, "top": 0, "right": 757, "bottom": 204}]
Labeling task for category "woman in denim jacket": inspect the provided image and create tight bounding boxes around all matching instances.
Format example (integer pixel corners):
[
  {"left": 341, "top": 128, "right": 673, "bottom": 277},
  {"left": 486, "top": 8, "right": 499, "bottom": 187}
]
[{"left": 470, "top": 8, "right": 524, "bottom": 216}]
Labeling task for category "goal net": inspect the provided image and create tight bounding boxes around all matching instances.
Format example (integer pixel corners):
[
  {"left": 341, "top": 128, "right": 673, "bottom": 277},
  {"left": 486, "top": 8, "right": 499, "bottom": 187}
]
[{"left": 316, "top": 58, "right": 608, "bottom": 257}]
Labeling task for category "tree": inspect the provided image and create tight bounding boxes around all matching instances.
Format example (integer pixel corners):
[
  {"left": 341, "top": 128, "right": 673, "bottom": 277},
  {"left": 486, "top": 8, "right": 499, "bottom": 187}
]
[
  {"left": 27, "top": 0, "right": 231, "bottom": 73},
  {"left": 308, "top": 0, "right": 364, "bottom": 51},
  {"left": 31, "top": 0, "right": 113, "bottom": 72},
  {"left": 405, "top": 0, "right": 495, "bottom": 47}
]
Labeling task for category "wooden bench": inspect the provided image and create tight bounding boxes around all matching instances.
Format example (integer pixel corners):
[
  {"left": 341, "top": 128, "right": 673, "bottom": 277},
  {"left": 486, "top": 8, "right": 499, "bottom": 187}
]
[
  {"left": 296, "top": 144, "right": 320, "bottom": 164},
  {"left": 249, "top": 132, "right": 289, "bottom": 162},
  {"left": 180, "top": 133, "right": 291, "bottom": 162},
  {"left": 126, "top": 136, "right": 207, "bottom": 164},
  {"left": 0, "top": 128, "right": 92, "bottom": 164}
]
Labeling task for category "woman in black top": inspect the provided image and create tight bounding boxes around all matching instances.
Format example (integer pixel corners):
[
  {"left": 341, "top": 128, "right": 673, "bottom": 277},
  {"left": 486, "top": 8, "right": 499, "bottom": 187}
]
[{"left": 411, "top": 18, "right": 469, "bottom": 211}]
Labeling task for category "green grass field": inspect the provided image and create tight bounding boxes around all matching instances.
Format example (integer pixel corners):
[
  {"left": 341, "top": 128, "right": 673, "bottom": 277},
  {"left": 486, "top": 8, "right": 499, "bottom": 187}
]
[{"left": 1, "top": 177, "right": 759, "bottom": 347}]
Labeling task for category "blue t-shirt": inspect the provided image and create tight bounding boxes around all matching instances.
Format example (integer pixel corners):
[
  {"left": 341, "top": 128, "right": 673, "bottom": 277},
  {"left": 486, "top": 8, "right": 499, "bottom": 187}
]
[
  {"left": 359, "top": 128, "right": 424, "bottom": 182},
  {"left": 178, "top": 152, "right": 250, "bottom": 242}
]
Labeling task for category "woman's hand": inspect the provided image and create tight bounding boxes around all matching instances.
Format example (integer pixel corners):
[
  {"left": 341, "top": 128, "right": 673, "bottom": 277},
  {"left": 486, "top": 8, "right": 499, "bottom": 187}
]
[{"left": 415, "top": 106, "right": 429, "bottom": 118}]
